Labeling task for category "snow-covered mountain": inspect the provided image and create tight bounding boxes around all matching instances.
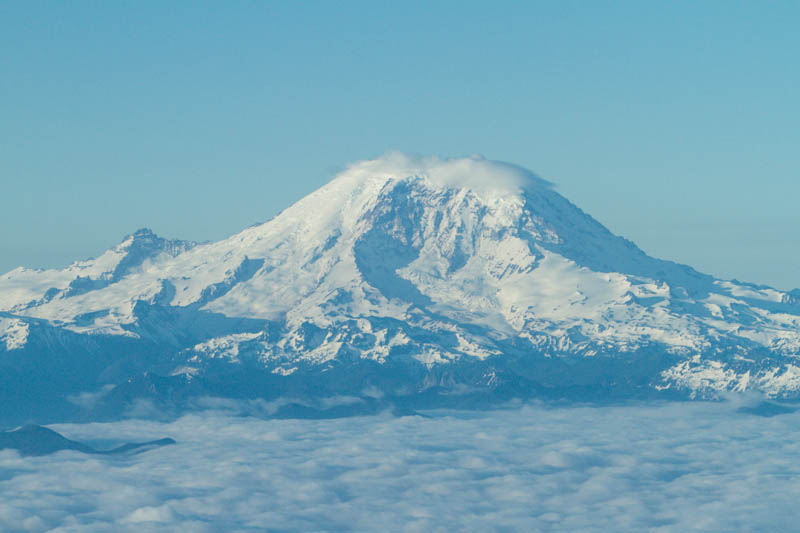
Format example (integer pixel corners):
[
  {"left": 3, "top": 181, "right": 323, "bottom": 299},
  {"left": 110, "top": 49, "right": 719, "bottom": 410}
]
[{"left": 2, "top": 153, "right": 800, "bottom": 421}]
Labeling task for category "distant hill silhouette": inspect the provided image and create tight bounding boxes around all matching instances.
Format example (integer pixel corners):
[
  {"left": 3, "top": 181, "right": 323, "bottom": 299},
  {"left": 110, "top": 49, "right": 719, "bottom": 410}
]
[{"left": 0, "top": 425, "right": 175, "bottom": 456}]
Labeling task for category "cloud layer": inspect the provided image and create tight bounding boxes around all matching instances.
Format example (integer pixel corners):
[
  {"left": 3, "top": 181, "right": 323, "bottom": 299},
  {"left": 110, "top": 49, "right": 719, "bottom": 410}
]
[
  {"left": 1, "top": 401, "right": 799, "bottom": 531},
  {"left": 339, "top": 152, "right": 553, "bottom": 198}
]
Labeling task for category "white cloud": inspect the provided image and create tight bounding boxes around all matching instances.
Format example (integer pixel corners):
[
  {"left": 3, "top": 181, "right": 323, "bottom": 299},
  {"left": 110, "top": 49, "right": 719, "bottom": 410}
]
[
  {"left": 66, "top": 384, "right": 115, "bottom": 409},
  {"left": 339, "top": 152, "right": 553, "bottom": 199},
  {"left": 1, "top": 402, "right": 799, "bottom": 531}
]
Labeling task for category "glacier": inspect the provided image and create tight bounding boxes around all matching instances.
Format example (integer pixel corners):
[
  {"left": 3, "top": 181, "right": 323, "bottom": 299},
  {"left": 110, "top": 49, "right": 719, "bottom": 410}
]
[{"left": 2, "top": 153, "right": 800, "bottom": 423}]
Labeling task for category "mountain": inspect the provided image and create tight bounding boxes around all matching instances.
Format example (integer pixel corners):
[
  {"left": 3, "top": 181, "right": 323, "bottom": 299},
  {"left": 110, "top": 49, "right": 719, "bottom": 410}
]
[
  {"left": 2, "top": 153, "right": 800, "bottom": 422},
  {"left": 0, "top": 425, "right": 175, "bottom": 456}
]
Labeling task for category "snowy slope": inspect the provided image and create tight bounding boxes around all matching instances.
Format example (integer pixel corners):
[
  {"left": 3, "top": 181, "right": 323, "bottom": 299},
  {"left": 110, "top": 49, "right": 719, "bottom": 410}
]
[{"left": 2, "top": 153, "right": 800, "bottom": 408}]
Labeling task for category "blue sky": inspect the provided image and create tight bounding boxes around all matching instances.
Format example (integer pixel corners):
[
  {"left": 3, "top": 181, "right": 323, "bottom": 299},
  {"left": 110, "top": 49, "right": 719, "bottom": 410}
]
[{"left": 2, "top": 1, "right": 798, "bottom": 288}]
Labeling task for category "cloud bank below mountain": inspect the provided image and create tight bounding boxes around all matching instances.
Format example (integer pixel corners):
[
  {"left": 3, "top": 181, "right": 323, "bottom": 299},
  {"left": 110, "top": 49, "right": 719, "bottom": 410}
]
[{"left": 1, "top": 402, "right": 798, "bottom": 531}]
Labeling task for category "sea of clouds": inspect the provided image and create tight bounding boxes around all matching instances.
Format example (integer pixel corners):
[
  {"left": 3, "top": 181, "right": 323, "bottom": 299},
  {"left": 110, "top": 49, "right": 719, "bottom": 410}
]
[{"left": 2, "top": 400, "right": 799, "bottom": 531}]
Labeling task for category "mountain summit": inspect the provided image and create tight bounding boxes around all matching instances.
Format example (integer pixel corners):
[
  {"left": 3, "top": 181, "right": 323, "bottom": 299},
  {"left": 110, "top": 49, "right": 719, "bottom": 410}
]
[{"left": 2, "top": 154, "right": 799, "bottom": 421}]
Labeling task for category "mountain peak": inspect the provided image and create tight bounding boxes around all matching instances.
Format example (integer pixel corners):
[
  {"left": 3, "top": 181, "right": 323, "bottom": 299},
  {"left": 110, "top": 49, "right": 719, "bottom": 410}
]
[
  {"left": 128, "top": 227, "right": 158, "bottom": 239},
  {"left": 117, "top": 227, "right": 195, "bottom": 257},
  {"left": 119, "top": 227, "right": 169, "bottom": 249},
  {"left": 111, "top": 229, "right": 196, "bottom": 282}
]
